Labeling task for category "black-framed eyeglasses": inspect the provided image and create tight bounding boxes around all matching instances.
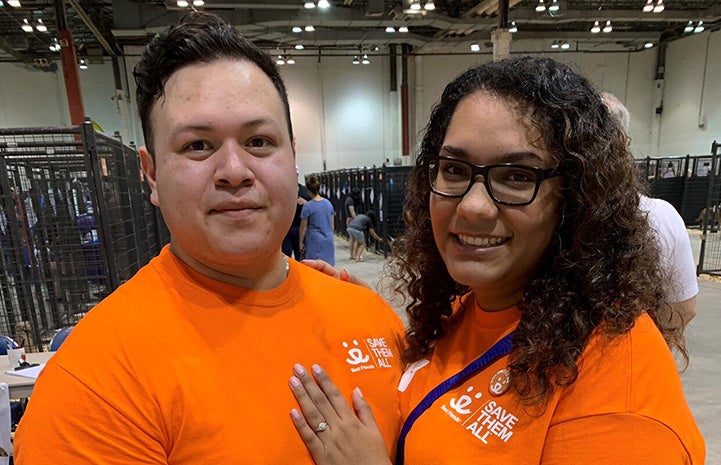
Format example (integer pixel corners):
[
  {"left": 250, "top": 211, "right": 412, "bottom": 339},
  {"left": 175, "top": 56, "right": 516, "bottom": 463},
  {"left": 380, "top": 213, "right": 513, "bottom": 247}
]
[{"left": 428, "top": 156, "right": 560, "bottom": 206}]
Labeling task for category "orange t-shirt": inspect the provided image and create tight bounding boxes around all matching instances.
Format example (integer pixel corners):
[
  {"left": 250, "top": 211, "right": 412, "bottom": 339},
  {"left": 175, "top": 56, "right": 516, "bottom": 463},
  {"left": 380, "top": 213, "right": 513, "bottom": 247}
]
[
  {"left": 399, "top": 295, "right": 705, "bottom": 464},
  {"left": 15, "top": 246, "right": 405, "bottom": 464}
]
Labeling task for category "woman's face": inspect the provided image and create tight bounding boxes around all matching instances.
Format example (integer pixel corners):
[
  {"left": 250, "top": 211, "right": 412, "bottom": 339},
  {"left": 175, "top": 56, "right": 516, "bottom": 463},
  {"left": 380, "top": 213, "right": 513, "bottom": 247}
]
[{"left": 430, "top": 91, "right": 562, "bottom": 311}]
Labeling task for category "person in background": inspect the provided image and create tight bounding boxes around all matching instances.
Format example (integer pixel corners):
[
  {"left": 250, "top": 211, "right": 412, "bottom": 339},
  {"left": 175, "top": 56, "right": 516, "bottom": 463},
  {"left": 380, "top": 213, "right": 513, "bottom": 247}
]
[
  {"left": 347, "top": 211, "right": 383, "bottom": 262},
  {"left": 283, "top": 165, "right": 311, "bottom": 260},
  {"left": 344, "top": 187, "right": 362, "bottom": 258},
  {"left": 300, "top": 175, "right": 335, "bottom": 265},
  {"left": 602, "top": 92, "right": 698, "bottom": 327},
  {"left": 14, "top": 12, "right": 405, "bottom": 465},
  {"left": 697, "top": 162, "right": 709, "bottom": 177},
  {"left": 288, "top": 57, "right": 704, "bottom": 464},
  {"left": 664, "top": 162, "right": 676, "bottom": 178}
]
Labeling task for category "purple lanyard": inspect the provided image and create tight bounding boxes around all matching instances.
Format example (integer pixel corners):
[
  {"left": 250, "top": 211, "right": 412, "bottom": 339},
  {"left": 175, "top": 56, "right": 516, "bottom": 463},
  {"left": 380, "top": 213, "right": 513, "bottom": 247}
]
[{"left": 394, "top": 331, "right": 515, "bottom": 465}]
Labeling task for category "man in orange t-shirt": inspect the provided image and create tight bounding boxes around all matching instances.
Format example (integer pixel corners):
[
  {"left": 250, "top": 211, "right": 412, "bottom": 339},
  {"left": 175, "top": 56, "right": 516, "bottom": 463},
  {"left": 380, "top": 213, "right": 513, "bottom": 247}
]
[{"left": 14, "top": 13, "right": 404, "bottom": 464}]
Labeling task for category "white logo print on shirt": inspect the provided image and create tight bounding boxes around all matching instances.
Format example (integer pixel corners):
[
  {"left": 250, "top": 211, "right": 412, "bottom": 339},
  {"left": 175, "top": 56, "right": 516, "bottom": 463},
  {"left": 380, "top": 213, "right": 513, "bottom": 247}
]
[{"left": 343, "top": 338, "right": 395, "bottom": 372}]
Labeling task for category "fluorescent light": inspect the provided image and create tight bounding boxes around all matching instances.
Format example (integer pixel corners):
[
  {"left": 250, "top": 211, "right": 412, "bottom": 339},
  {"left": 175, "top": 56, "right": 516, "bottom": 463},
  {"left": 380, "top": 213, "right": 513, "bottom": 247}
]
[
  {"left": 36, "top": 19, "right": 47, "bottom": 32},
  {"left": 535, "top": 0, "right": 545, "bottom": 12},
  {"left": 292, "top": 26, "right": 303, "bottom": 33},
  {"left": 644, "top": 42, "right": 654, "bottom": 48},
  {"left": 509, "top": 21, "right": 517, "bottom": 33},
  {"left": 317, "top": 0, "right": 330, "bottom": 8},
  {"left": 694, "top": 21, "right": 704, "bottom": 33},
  {"left": 642, "top": 0, "right": 653, "bottom": 12},
  {"left": 684, "top": 21, "right": 694, "bottom": 33},
  {"left": 653, "top": 0, "right": 664, "bottom": 13},
  {"left": 192, "top": 0, "right": 204, "bottom": 6},
  {"left": 470, "top": 43, "right": 480, "bottom": 52},
  {"left": 424, "top": 0, "right": 435, "bottom": 11},
  {"left": 602, "top": 20, "right": 612, "bottom": 33},
  {"left": 295, "top": 44, "right": 304, "bottom": 50},
  {"left": 22, "top": 19, "right": 33, "bottom": 32},
  {"left": 304, "top": 1, "right": 315, "bottom": 8},
  {"left": 590, "top": 20, "right": 600, "bottom": 33},
  {"left": 385, "top": 26, "right": 395, "bottom": 33},
  {"left": 548, "top": 0, "right": 559, "bottom": 13},
  {"left": 304, "top": 25, "right": 315, "bottom": 32},
  {"left": 176, "top": 0, "right": 188, "bottom": 7},
  {"left": 398, "top": 26, "right": 409, "bottom": 33}
]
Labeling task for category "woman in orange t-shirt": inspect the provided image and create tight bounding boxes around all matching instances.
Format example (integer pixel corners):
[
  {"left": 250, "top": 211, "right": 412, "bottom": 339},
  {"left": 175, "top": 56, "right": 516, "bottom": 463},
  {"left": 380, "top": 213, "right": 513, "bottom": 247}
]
[{"left": 288, "top": 57, "right": 705, "bottom": 465}]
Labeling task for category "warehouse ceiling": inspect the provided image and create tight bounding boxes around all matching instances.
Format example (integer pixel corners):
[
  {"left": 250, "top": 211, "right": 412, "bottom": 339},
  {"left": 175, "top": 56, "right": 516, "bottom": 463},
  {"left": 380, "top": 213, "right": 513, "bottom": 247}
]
[{"left": 1, "top": 0, "right": 720, "bottom": 71}]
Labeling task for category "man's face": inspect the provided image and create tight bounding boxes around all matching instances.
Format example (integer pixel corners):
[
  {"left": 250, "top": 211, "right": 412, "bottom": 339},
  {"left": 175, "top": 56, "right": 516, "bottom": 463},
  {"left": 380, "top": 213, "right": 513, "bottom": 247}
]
[{"left": 140, "top": 59, "right": 297, "bottom": 280}]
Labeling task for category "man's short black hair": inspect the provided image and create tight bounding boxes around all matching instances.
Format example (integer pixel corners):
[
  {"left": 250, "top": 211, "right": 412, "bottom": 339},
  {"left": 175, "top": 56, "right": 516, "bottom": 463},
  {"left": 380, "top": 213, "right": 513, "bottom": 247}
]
[{"left": 134, "top": 12, "right": 293, "bottom": 153}]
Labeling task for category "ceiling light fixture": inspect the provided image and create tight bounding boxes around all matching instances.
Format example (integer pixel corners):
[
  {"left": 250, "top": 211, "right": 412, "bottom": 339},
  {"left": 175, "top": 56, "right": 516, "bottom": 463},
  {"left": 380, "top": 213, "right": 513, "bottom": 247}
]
[
  {"left": 79, "top": 59, "right": 88, "bottom": 70},
  {"left": 36, "top": 19, "right": 48, "bottom": 32},
  {"left": 535, "top": 0, "right": 546, "bottom": 13},
  {"left": 386, "top": 26, "right": 396, "bottom": 33},
  {"left": 399, "top": 26, "right": 409, "bottom": 33},
  {"left": 693, "top": 20, "right": 704, "bottom": 33},
  {"left": 192, "top": 0, "right": 204, "bottom": 6},
  {"left": 304, "top": 1, "right": 316, "bottom": 9},
  {"left": 317, "top": 0, "right": 330, "bottom": 8},
  {"left": 509, "top": 21, "right": 518, "bottom": 33},
  {"left": 304, "top": 25, "right": 315, "bottom": 32},
  {"left": 22, "top": 19, "right": 33, "bottom": 32},
  {"left": 409, "top": 0, "right": 421, "bottom": 11},
  {"left": 176, "top": 0, "right": 188, "bottom": 7},
  {"left": 424, "top": 0, "right": 435, "bottom": 10},
  {"left": 7, "top": 0, "right": 21, "bottom": 6},
  {"left": 361, "top": 54, "right": 370, "bottom": 65},
  {"left": 644, "top": 42, "right": 654, "bottom": 48},
  {"left": 352, "top": 55, "right": 360, "bottom": 65},
  {"left": 548, "top": 0, "right": 559, "bottom": 13},
  {"left": 286, "top": 56, "right": 296, "bottom": 65},
  {"left": 602, "top": 20, "right": 612, "bottom": 33},
  {"left": 642, "top": 0, "right": 653, "bottom": 12},
  {"left": 683, "top": 20, "right": 694, "bottom": 33},
  {"left": 276, "top": 55, "right": 285, "bottom": 65},
  {"left": 295, "top": 44, "right": 304, "bottom": 50},
  {"left": 470, "top": 43, "right": 480, "bottom": 52},
  {"left": 590, "top": 20, "right": 601, "bottom": 33},
  {"left": 292, "top": 26, "right": 303, "bottom": 33},
  {"left": 560, "top": 41, "right": 570, "bottom": 49},
  {"left": 551, "top": 41, "right": 560, "bottom": 49},
  {"left": 49, "top": 37, "right": 61, "bottom": 52},
  {"left": 652, "top": 0, "right": 664, "bottom": 13}
]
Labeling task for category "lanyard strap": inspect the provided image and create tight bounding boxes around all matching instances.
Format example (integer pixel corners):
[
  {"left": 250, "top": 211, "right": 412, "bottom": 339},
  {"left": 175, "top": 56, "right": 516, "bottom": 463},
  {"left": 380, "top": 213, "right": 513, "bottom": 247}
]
[{"left": 394, "top": 331, "right": 515, "bottom": 465}]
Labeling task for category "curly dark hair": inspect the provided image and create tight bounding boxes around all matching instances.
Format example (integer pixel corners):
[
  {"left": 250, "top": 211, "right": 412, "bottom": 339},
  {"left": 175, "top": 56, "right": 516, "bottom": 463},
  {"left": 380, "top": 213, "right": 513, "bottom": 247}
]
[
  {"left": 133, "top": 12, "right": 293, "bottom": 154},
  {"left": 306, "top": 176, "right": 321, "bottom": 196},
  {"left": 390, "top": 56, "right": 686, "bottom": 406}
]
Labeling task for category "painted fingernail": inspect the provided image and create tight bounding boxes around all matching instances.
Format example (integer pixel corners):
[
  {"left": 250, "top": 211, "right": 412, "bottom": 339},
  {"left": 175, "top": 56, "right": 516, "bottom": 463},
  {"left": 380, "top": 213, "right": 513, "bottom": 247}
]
[
  {"left": 294, "top": 363, "right": 307, "bottom": 376},
  {"left": 354, "top": 386, "right": 364, "bottom": 399},
  {"left": 312, "top": 364, "right": 323, "bottom": 376},
  {"left": 290, "top": 409, "right": 302, "bottom": 420},
  {"left": 289, "top": 376, "right": 302, "bottom": 388},
  {"left": 340, "top": 269, "right": 350, "bottom": 281}
]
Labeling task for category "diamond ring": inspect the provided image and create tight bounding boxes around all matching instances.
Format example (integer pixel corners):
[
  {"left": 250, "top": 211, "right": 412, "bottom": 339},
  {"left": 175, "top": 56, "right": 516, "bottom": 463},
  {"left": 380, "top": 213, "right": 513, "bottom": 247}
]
[{"left": 315, "top": 421, "right": 328, "bottom": 433}]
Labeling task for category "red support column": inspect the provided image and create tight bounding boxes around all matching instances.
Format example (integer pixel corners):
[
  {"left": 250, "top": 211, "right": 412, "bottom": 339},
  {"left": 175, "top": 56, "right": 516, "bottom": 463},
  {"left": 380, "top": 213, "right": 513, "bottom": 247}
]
[{"left": 57, "top": 29, "right": 86, "bottom": 126}]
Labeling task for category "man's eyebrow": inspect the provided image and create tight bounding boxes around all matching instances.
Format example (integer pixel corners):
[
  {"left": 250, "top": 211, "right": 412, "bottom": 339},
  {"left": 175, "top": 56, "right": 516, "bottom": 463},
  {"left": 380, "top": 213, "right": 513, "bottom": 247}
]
[
  {"left": 440, "top": 146, "right": 544, "bottom": 164},
  {"left": 170, "top": 118, "right": 278, "bottom": 138}
]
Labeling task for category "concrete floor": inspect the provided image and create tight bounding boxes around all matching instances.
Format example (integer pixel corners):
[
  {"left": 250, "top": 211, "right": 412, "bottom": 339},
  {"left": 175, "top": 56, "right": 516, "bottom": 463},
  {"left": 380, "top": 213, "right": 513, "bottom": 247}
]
[{"left": 329, "top": 234, "right": 720, "bottom": 463}]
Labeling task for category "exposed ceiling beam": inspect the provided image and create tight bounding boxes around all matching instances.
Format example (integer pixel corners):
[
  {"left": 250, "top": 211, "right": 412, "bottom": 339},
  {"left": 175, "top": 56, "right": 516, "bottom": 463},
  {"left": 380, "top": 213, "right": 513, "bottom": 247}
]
[{"left": 67, "top": 0, "right": 120, "bottom": 55}]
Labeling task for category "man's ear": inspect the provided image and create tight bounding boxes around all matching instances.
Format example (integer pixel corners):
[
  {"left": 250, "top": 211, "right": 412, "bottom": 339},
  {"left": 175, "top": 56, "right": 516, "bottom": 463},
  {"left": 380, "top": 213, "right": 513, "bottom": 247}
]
[{"left": 139, "top": 146, "right": 160, "bottom": 207}]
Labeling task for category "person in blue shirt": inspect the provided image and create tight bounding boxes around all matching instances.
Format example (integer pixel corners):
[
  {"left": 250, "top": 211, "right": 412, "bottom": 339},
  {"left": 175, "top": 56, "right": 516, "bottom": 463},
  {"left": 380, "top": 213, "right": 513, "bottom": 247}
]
[{"left": 300, "top": 176, "right": 335, "bottom": 265}]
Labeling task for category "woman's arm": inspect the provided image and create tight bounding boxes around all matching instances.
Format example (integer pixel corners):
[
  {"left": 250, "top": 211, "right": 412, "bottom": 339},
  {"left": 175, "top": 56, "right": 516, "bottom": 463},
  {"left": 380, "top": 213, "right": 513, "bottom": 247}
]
[
  {"left": 299, "top": 218, "right": 308, "bottom": 255},
  {"left": 289, "top": 364, "right": 392, "bottom": 465},
  {"left": 368, "top": 228, "right": 383, "bottom": 243}
]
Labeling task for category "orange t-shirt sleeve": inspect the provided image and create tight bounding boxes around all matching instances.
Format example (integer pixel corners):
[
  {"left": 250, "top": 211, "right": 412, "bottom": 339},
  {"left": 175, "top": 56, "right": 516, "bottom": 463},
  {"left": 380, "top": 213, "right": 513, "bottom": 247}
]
[{"left": 541, "top": 413, "right": 693, "bottom": 465}]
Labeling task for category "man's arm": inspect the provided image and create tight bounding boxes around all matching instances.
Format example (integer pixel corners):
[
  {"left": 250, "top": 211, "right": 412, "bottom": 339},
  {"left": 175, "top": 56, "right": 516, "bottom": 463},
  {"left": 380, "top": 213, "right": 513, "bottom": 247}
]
[{"left": 299, "top": 218, "right": 308, "bottom": 255}]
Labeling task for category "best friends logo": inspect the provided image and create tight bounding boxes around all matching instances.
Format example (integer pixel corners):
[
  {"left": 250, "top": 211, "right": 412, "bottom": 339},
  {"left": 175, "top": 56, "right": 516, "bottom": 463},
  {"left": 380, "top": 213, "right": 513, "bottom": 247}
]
[{"left": 343, "top": 337, "right": 394, "bottom": 372}]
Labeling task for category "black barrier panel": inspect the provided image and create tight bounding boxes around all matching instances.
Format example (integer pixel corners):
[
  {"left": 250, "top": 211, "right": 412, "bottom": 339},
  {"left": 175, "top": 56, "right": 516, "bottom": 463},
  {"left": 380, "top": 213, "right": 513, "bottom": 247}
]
[{"left": 0, "top": 122, "right": 168, "bottom": 350}]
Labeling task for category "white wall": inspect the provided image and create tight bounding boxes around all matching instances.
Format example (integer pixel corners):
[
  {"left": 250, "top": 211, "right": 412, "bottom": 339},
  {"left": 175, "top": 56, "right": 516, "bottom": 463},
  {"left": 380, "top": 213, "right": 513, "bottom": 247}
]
[{"left": 3, "top": 29, "right": 721, "bottom": 169}]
